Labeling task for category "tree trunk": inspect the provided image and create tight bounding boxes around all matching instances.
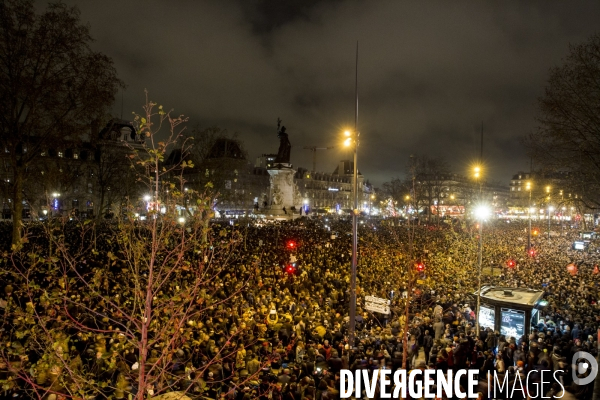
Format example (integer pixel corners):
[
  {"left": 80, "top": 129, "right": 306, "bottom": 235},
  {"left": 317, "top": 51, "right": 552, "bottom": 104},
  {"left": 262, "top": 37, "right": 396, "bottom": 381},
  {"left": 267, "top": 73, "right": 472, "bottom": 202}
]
[
  {"left": 11, "top": 166, "right": 23, "bottom": 248},
  {"left": 98, "top": 189, "right": 106, "bottom": 220}
]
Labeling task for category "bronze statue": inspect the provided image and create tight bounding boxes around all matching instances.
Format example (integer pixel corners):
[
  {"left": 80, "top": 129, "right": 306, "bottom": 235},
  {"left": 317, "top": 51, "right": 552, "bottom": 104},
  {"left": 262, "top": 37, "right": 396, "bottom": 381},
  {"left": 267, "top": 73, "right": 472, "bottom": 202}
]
[{"left": 275, "top": 118, "right": 291, "bottom": 164}]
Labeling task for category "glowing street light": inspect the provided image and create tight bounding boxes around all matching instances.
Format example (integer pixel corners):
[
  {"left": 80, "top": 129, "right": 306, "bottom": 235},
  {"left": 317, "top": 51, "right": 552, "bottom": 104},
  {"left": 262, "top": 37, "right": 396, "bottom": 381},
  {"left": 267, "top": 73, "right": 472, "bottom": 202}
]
[
  {"left": 342, "top": 127, "right": 359, "bottom": 347},
  {"left": 144, "top": 195, "right": 151, "bottom": 202},
  {"left": 473, "top": 166, "right": 481, "bottom": 179},
  {"left": 474, "top": 204, "right": 491, "bottom": 220}
]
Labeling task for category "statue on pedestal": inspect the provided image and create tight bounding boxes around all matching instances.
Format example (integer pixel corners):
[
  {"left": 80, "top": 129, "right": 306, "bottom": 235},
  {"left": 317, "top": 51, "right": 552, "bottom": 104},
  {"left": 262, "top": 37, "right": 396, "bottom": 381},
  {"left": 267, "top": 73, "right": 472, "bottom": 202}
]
[{"left": 275, "top": 118, "right": 291, "bottom": 164}]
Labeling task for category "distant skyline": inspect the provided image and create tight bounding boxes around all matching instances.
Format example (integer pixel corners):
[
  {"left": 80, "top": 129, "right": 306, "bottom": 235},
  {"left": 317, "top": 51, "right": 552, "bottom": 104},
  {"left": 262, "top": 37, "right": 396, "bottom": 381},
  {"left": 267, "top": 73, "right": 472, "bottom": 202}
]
[{"left": 52, "top": 0, "right": 600, "bottom": 186}]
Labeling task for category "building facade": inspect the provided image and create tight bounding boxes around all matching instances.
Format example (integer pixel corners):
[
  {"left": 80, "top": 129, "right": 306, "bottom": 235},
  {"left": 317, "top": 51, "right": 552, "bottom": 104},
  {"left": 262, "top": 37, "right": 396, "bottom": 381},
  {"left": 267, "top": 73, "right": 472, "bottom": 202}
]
[
  {"left": 294, "top": 160, "right": 373, "bottom": 213},
  {"left": 0, "top": 119, "right": 143, "bottom": 219}
]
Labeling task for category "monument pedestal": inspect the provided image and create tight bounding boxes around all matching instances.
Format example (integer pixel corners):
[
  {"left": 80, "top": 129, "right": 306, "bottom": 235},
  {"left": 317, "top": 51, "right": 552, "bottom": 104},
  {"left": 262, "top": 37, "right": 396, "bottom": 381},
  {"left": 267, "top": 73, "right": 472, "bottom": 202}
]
[{"left": 267, "top": 164, "right": 296, "bottom": 218}]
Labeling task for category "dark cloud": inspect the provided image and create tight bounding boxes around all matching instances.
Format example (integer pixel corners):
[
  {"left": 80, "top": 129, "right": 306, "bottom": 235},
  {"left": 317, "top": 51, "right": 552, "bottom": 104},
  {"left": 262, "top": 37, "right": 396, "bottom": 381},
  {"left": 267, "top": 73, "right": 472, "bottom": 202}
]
[
  {"left": 49, "top": 0, "right": 600, "bottom": 186},
  {"left": 237, "top": 0, "right": 344, "bottom": 36}
]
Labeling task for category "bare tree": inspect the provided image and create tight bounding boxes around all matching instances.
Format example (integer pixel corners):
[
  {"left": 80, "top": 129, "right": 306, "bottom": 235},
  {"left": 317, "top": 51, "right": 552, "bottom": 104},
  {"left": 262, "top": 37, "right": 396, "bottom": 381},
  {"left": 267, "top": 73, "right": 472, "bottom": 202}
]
[
  {"left": 95, "top": 144, "right": 139, "bottom": 218},
  {"left": 180, "top": 127, "right": 256, "bottom": 216},
  {"left": 0, "top": 0, "right": 123, "bottom": 246},
  {"left": 412, "top": 155, "right": 450, "bottom": 223},
  {"left": 526, "top": 33, "right": 600, "bottom": 210}
]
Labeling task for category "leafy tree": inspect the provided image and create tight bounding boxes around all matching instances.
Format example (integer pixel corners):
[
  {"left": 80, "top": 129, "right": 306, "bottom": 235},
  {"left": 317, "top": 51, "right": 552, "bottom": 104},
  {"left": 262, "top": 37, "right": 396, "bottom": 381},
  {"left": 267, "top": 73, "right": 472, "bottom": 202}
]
[
  {"left": 0, "top": 0, "right": 122, "bottom": 246},
  {"left": 526, "top": 33, "right": 600, "bottom": 210},
  {"left": 1, "top": 94, "right": 266, "bottom": 399}
]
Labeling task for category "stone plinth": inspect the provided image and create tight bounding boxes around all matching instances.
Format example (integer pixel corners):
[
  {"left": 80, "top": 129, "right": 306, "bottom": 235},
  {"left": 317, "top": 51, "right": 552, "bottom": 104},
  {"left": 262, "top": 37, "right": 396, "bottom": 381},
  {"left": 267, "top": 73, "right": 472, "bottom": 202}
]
[{"left": 268, "top": 164, "right": 296, "bottom": 217}]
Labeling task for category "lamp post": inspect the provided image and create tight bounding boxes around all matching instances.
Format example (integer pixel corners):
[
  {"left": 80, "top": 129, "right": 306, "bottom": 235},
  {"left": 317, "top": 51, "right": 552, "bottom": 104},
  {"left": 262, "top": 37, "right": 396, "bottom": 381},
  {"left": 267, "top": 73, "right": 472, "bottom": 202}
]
[
  {"left": 369, "top": 194, "right": 375, "bottom": 217},
  {"left": 343, "top": 127, "right": 359, "bottom": 348},
  {"left": 547, "top": 206, "right": 553, "bottom": 240},
  {"left": 526, "top": 182, "right": 532, "bottom": 251},
  {"left": 545, "top": 186, "right": 551, "bottom": 240},
  {"left": 342, "top": 41, "right": 360, "bottom": 350},
  {"left": 473, "top": 166, "right": 481, "bottom": 199},
  {"left": 474, "top": 204, "right": 490, "bottom": 337}
]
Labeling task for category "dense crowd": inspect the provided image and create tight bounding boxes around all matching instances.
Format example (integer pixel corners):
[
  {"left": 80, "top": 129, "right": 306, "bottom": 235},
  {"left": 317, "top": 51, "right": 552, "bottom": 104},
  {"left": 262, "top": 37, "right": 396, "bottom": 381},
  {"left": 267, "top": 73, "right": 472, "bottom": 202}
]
[{"left": 1, "top": 217, "right": 599, "bottom": 399}]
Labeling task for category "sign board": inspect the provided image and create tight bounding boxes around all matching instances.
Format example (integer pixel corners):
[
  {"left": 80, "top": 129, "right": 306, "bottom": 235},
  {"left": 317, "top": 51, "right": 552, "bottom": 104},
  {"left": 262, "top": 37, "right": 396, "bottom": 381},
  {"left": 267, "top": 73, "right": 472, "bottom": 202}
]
[
  {"left": 365, "top": 295, "right": 390, "bottom": 305},
  {"left": 500, "top": 308, "right": 525, "bottom": 339},
  {"left": 479, "top": 304, "right": 495, "bottom": 331},
  {"left": 365, "top": 302, "right": 390, "bottom": 315}
]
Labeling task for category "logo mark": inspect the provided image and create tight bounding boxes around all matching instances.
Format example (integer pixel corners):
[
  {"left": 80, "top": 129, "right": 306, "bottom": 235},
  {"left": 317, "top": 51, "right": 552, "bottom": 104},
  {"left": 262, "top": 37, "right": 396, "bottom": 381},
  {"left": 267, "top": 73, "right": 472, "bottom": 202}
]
[{"left": 572, "top": 351, "right": 598, "bottom": 385}]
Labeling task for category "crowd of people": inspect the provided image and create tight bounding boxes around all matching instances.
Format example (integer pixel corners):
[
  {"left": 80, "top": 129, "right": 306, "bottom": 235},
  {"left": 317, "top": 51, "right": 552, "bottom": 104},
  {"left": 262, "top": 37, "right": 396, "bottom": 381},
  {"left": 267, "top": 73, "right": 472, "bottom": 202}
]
[{"left": 1, "top": 216, "right": 599, "bottom": 399}]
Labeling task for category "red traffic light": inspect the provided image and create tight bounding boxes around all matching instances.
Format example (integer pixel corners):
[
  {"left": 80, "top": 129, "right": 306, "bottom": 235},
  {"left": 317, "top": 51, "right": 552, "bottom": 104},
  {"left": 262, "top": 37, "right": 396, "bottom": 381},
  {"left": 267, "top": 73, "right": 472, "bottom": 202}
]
[
  {"left": 285, "top": 265, "right": 295, "bottom": 274},
  {"left": 528, "top": 248, "right": 536, "bottom": 257},
  {"left": 286, "top": 241, "right": 296, "bottom": 249},
  {"left": 416, "top": 263, "right": 425, "bottom": 272},
  {"left": 507, "top": 259, "right": 515, "bottom": 268}
]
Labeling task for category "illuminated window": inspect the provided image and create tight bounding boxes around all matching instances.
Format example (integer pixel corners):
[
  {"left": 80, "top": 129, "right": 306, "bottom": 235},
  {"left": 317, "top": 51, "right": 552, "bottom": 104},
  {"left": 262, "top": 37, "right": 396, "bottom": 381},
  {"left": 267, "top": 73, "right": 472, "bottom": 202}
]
[{"left": 58, "top": 151, "right": 64, "bottom": 158}]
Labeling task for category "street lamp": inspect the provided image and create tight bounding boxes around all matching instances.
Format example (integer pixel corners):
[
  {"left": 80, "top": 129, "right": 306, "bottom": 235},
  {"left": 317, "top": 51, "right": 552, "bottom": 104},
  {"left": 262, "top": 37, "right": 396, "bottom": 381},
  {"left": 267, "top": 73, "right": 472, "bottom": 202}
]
[
  {"left": 474, "top": 204, "right": 490, "bottom": 337},
  {"left": 473, "top": 165, "right": 483, "bottom": 208},
  {"left": 343, "top": 128, "right": 359, "bottom": 348}
]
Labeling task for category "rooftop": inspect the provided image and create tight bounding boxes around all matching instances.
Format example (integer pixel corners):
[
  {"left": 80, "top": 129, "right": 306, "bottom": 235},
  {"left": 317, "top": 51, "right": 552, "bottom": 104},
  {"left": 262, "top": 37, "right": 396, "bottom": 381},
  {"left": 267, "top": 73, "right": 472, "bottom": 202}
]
[{"left": 477, "top": 286, "right": 545, "bottom": 307}]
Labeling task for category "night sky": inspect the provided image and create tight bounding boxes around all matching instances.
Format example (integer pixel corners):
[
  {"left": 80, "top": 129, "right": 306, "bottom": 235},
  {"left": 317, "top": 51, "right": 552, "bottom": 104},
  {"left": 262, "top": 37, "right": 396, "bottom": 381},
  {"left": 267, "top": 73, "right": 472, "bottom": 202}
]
[{"left": 57, "top": 1, "right": 600, "bottom": 186}]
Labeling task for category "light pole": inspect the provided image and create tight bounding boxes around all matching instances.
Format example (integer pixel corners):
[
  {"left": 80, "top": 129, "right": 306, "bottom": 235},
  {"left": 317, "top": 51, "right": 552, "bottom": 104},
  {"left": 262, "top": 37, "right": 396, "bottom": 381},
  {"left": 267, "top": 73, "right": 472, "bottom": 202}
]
[
  {"left": 344, "top": 127, "right": 359, "bottom": 348},
  {"left": 344, "top": 42, "right": 360, "bottom": 349},
  {"left": 526, "top": 181, "right": 532, "bottom": 251},
  {"left": 474, "top": 204, "right": 490, "bottom": 337},
  {"left": 548, "top": 206, "right": 553, "bottom": 240},
  {"left": 474, "top": 166, "right": 481, "bottom": 199},
  {"left": 545, "top": 186, "right": 551, "bottom": 240}
]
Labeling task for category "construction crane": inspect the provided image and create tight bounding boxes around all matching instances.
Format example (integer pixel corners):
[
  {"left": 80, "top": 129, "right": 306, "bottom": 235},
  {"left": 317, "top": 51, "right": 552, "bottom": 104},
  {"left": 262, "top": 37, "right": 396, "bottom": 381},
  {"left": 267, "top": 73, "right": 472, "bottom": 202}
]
[{"left": 303, "top": 146, "right": 334, "bottom": 172}]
